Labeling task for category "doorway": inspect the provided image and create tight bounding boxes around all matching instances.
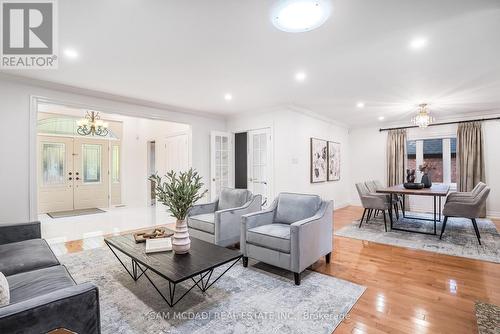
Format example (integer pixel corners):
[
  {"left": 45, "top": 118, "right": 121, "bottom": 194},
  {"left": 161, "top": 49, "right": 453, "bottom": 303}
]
[
  {"left": 232, "top": 128, "right": 273, "bottom": 206},
  {"left": 38, "top": 135, "right": 112, "bottom": 213}
]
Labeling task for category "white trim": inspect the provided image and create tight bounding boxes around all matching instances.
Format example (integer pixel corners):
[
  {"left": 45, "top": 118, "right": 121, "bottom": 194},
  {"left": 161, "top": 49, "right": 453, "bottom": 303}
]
[
  {"left": 2, "top": 73, "right": 224, "bottom": 121},
  {"left": 29, "top": 96, "right": 38, "bottom": 220}
]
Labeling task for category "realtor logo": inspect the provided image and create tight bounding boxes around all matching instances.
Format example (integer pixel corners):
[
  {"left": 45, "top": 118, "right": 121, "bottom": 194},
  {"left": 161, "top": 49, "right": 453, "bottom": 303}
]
[{"left": 1, "top": 0, "right": 58, "bottom": 69}]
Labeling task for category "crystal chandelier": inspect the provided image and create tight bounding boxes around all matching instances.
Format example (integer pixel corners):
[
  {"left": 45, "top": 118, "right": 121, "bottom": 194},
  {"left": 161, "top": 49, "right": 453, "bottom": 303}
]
[
  {"left": 411, "top": 103, "right": 434, "bottom": 128},
  {"left": 77, "top": 111, "right": 109, "bottom": 136}
]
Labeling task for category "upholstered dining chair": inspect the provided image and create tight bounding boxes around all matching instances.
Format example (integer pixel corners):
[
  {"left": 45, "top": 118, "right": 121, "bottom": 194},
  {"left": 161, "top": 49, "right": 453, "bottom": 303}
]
[
  {"left": 372, "top": 180, "right": 402, "bottom": 219},
  {"left": 440, "top": 186, "right": 490, "bottom": 244},
  {"left": 356, "top": 182, "right": 392, "bottom": 232},
  {"left": 447, "top": 182, "right": 486, "bottom": 200},
  {"left": 240, "top": 193, "right": 333, "bottom": 285},
  {"left": 187, "top": 188, "right": 262, "bottom": 247}
]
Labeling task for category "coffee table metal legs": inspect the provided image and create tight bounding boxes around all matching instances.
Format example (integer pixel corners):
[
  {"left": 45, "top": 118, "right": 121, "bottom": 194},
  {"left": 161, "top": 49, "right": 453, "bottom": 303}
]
[{"left": 105, "top": 241, "right": 241, "bottom": 307}]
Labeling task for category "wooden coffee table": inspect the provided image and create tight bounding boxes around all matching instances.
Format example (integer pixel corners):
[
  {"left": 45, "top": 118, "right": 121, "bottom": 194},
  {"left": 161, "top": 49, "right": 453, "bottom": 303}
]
[
  {"left": 104, "top": 233, "right": 241, "bottom": 307},
  {"left": 377, "top": 184, "right": 450, "bottom": 235}
]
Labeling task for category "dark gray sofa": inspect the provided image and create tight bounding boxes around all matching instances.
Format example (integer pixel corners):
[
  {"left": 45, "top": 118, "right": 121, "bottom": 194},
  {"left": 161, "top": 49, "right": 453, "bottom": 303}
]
[{"left": 0, "top": 221, "right": 100, "bottom": 334}]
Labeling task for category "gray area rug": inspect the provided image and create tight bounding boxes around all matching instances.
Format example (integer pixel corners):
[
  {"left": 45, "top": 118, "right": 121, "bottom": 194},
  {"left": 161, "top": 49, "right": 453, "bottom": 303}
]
[
  {"left": 475, "top": 301, "right": 500, "bottom": 334},
  {"left": 335, "top": 212, "right": 500, "bottom": 263},
  {"left": 47, "top": 208, "right": 105, "bottom": 218},
  {"left": 58, "top": 247, "right": 365, "bottom": 334}
]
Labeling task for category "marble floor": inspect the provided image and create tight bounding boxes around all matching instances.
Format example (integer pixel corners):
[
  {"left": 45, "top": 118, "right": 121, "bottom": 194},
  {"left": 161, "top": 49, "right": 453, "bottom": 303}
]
[{"left": 40, "top": 205, "right": 175, "bottom": 245}]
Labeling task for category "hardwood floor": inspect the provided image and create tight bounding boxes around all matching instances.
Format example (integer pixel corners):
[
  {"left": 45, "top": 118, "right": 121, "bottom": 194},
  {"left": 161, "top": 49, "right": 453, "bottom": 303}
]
[
  {"left": 58, "top": 206, "right": 499, "bottom": 333},
  {"left": 314, "top": 206, "right": 500, "bottom": 334}
]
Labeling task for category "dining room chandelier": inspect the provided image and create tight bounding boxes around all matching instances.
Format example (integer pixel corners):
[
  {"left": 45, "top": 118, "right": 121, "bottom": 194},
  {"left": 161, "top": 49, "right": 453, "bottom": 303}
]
[
  {"left": 77, "top": 111, "right": 109, "bottom": 136},
  {"left": 411, "top": 103, "right": 434, "bottom": 128}
]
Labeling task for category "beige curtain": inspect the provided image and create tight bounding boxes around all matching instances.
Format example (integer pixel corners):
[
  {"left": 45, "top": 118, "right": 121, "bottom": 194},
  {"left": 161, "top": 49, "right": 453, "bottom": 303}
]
[
  {"left": 457, "top": 121, "right": 485, "bottom": 191},
  {"left": 457, "top": 121, "right": 486, "bottom": 217},
  {"left": 457, "top": 121, "right": 485, "bottom": 189},
  {"left": 387, "top": 129, "right": 407, "bottom": 186}
]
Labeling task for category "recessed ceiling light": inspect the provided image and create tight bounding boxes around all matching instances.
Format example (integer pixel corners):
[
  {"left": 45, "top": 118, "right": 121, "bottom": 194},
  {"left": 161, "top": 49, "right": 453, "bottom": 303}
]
[
  {"left": 378, "top": 116, "right": 385, "bottom": 121},
  {"left": 224, "top": 93, "right": 233, "bottom": 101},
  {"left": 356, "top": 102, "right": 365, "bottom": 108},
  {"left": 63, "top": 48, "right": 79, "bottom": 59},
  {"left": 295, "top": 71, "right": 307, "bottom": 82},
  {"left": 409, "top": 37, "right": 427, "bottom": 50},
  {"left": 271, "top": 0, "right": 332, "bottom": 33}
]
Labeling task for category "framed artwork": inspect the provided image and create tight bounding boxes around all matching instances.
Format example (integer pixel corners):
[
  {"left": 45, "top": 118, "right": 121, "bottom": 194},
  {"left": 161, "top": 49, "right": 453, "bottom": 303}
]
[
  {"left": 327, "top": 141, "right": 341, "bottom": 181},
  {"left": 310, "top": 138, "right": 327, "bottom": 183}
]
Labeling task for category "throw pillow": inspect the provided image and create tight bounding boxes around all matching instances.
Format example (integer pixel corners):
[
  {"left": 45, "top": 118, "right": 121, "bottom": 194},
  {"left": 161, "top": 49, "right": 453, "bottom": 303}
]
[{"left": 0, "top": 272, "right": 9, "bottom": 306}]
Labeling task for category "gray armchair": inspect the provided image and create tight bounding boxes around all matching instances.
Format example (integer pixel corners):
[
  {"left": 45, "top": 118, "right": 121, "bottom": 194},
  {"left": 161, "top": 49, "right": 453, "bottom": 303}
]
[
  {"left": 240, "top": 193, "right": 333, "bottom": 285},
  {"left": 187, "top": 188, "right": 262, "bottom": 247},
  {"left": 440, "top": 186, "right": 490, "bottom": 244},
  {"left": 356, "top": 182, "right": 392, "bottom": 232}
]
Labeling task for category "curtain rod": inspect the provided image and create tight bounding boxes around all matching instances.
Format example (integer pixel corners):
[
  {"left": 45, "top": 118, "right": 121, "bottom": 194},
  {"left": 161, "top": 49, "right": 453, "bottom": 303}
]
[{"left": 379, "top": 116, "right": 500, "bottom": 132}]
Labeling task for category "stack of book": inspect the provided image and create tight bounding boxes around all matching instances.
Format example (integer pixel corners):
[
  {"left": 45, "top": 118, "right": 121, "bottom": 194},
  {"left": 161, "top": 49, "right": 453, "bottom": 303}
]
[{"left": 145, "top": 238, "right": 172, "bottom": 253}]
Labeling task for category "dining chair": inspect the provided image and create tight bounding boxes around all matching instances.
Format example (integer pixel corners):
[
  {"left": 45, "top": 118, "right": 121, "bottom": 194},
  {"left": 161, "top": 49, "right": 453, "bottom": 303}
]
[
  {"left": 356, "top": 182, "right": 392, "bottom": 232},
  {"left": 440, "top": 186, "right": 490, "bottom": 244}
]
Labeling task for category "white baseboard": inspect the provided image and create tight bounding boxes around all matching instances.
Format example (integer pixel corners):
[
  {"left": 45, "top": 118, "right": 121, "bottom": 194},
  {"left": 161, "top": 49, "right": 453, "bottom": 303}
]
[{"left": 487, "top": 211, "right": 500, "bottom": 219}]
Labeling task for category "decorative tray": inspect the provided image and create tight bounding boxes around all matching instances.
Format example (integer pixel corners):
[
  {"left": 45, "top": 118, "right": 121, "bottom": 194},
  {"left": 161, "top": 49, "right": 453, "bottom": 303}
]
[
  {"left": 403, "top": 183, "right": 425, "bottom": 189},
  {"left": 134, "top": 228, "right": 173, "bottom": 243}
]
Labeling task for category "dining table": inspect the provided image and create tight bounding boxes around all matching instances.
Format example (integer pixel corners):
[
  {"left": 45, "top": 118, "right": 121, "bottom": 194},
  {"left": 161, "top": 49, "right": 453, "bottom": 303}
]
[{"left": 376, "top": 184, "right": 450, "bottom": 235}]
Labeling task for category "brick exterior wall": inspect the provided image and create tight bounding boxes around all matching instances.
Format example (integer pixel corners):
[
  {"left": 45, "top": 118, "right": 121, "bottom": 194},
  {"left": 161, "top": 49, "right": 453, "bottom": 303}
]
[{"left": 406, "top": 156, "right": 456, "bottom": 183}]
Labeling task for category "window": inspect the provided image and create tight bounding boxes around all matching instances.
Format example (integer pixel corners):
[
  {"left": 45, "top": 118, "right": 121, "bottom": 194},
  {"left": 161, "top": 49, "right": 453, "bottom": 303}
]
[
  {"left": 82, "top": 144, "right": 101, "bottom": 183},
  {"left": 112, "top": 145, "right": 120, "bottom": 183},
  {"left": 42, "top": 143, "right": 65, "bottom": 185},
  {"left": 406, "top": 137, "right": 456, "bottom": 185},
  {"left": 423, "top": 139, "right": 443, "bottom": 182}
]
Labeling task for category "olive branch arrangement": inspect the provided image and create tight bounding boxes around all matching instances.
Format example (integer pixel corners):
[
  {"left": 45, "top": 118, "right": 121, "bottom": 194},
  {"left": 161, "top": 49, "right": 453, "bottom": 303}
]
[{"left": 149, "top": 168, "right": 208, "bottom": 221}]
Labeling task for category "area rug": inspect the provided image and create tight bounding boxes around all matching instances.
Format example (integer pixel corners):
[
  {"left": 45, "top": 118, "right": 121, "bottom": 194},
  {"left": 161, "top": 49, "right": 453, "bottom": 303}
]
[
  {"left": 475, "top": 301, "right": 500, "bottom": 334},
  {"left": 47, "top": 208, "right": 105, "bottom": 219},
  {"left": 58, "top": 247, "right": 365, "bottom": 334},
  {"left": 335, "top": 212, "right": 500, "bottom": 263}
]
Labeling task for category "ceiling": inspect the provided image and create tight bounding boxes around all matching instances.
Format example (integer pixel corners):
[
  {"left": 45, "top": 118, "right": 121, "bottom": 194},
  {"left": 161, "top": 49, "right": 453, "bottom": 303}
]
[{"left": 3, "top": 0, "right": 500, "bottom": 127}]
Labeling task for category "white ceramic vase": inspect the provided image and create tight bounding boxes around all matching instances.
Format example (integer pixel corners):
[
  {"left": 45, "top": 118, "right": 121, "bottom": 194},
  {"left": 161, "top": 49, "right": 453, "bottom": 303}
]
[{"left": 171, "top": 219, "right": 191, "bottom": 254}]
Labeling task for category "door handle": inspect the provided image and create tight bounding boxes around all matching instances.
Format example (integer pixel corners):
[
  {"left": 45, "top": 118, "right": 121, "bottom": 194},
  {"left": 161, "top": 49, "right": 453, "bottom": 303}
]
[
  {"left": 69, "top": 172, "right": 72, "bottom": 175},
  {"left": 75, "top": 172, "right": 80, "bottom": 176},
  {"left": 68, "top": 177, "right": 73, "bottom": 180},
  {"left": 76, "top": 177, "right": 80, "bottom": 180}
]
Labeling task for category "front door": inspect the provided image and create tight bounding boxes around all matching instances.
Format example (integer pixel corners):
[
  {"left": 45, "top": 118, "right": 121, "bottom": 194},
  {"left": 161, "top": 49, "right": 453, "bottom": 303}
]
[
  {"left": 73, "top": 137, "right": 110, "bottom": 209},
  {"left": 38, "top": 136, "right": 75, "bottom": 213},
  {"left": 247, "top": 128, "right": 272, "bottom": 206}
]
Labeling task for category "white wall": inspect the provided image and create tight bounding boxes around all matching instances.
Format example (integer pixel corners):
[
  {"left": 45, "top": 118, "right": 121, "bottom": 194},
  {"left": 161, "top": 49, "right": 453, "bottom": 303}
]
[
  {"left": 0, "top": 77, "right": 226, "bottom": 222},
  {"left": 118, "top": 116, "right": 189, "bottom": 208},
  {"left": 228, "top": 107, "right": 351, "bottom": 209},
  {"left": 349, "top": 120, "right": 500, "bottom": 217}
]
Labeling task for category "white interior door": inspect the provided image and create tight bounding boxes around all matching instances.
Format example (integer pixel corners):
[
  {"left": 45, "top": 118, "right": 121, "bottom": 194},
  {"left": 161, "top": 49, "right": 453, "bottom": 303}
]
[
  {"left": 38, "top": 136, "right": 75, "bottom": 213},
  {"left": 166, "top": 134, "right": 189, "bottom": 174},
  {"left": 73, "top": 137, "right": 110, "bottom": 209},
  {"left": 210, "top": 131, "right": 232, "bottom": 200},
  {"left": 247, "top": 128, "right": 272, "bottom": 206}
]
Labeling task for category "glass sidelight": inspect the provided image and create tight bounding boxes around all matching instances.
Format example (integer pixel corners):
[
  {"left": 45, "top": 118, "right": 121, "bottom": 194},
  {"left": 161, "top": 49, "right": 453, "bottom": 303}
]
[
  {"left": 42, "top": 143, "right": 66, "bottom": 185},
  {"left": 82, "top": 144, "right": 102, "bottom": 183}
]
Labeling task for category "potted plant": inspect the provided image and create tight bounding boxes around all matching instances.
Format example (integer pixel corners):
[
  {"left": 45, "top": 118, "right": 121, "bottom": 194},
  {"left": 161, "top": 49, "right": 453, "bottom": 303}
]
[{"left": 149, "top": 168, "right": 207, "bottom": 254}]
